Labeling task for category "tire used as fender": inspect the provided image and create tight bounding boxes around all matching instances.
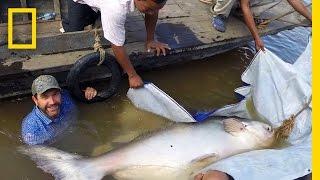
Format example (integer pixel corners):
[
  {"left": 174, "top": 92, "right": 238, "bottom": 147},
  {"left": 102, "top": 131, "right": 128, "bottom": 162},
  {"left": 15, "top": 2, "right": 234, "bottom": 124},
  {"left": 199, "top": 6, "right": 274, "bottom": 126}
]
[{"left": 67, "top": 52, "right": 122, "bottom": 103}]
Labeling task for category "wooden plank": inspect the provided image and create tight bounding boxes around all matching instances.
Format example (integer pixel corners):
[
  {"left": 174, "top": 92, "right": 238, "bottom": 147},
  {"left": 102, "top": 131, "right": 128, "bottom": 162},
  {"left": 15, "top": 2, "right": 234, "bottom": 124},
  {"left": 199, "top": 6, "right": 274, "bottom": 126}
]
[
  {"left": 158, "top": 3, "right": 189, "bottom": 19},
  {"left": 53, "top": 0, "right": 62, "bottom": 20},
  {"left": 0, "top": 38, "right": 246, "bottom": 100},
  {"left": 20, "top": 0, "right": 29, "bottom": 21},
  {"left": 0, "top": 21, "right": 296, "bottom": 77},
  {"left": 0, "top": 0, "right": 311, "bottom": 100}
]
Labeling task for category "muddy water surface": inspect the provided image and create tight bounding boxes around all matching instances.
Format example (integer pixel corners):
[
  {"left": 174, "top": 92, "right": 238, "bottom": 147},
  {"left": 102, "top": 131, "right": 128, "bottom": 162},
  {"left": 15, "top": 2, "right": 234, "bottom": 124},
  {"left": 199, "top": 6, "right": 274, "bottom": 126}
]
[
  {"left": 0, "top": 26, "right": 311, "bottom": 179},
  {"left": 0, "top": 49, "right": 251, "bottom": 179}
]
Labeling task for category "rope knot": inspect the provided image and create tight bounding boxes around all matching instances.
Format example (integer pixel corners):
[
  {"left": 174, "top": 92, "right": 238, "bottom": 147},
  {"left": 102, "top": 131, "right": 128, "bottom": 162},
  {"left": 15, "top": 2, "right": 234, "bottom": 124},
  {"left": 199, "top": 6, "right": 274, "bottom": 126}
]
[
  {"left": 93, "top": 29, "right": 106, "bottom": 66},
  {"left": 274, "top": 96, "right": 312, "bottom": 143}
]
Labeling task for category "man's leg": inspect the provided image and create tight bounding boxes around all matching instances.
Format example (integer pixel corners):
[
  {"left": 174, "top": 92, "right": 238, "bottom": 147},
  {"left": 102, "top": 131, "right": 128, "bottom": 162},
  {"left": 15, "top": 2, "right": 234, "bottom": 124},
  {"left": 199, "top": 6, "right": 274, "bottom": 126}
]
[
  {"left": 62, "top": 0, "right": 99, "bottom": 32},
  {"left": 212, "top": 0, "right": 236, "bottom": 32},
  {"left": 213, "top": 0, "right": 237, "bottom": 17},
  {"left": 248, "top": 0, "right": 281, "bottom": 17},
  {"left": 286, "top": 0, "right": 311, "bottom": 22}
]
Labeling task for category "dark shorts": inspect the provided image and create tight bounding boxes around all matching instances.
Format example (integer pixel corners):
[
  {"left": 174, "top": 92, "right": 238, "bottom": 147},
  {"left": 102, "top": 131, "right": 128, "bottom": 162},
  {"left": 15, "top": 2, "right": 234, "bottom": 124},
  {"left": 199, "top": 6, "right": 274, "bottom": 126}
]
[{"left": 62, "top": 0, "right": 100, "bottom": 32}]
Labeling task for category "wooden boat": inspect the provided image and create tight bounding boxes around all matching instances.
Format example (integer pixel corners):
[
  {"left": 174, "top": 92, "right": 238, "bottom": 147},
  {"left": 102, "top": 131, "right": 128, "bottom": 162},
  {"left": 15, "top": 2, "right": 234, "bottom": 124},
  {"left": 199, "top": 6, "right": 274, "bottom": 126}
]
[{"left": 0, "top": 0, "right": 310, "bottom": 100}]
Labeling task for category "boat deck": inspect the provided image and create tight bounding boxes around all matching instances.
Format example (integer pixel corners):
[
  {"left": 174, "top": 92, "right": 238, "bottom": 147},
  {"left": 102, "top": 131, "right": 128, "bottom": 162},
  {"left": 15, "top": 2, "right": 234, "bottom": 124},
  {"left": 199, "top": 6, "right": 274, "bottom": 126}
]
[{"left": 0, "top": 0, "right": 310, "bottom": 99}]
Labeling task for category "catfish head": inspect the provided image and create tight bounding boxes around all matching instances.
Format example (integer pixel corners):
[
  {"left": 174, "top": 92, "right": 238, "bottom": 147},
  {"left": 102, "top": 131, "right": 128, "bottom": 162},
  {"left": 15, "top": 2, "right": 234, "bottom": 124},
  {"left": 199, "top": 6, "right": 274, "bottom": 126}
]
[{"left": 223, "top": 118, "right": 275, "bottom": 148}]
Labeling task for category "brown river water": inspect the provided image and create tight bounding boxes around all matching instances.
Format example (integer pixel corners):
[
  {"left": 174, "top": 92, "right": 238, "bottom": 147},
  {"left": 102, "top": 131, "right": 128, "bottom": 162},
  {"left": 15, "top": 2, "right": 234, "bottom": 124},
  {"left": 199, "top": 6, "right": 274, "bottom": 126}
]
[
  {"left": 0, "top": 48, "right": 252, "bottom": 179},
  {"left": 0, "top": 25, "right": 312, "bottom": 179}
]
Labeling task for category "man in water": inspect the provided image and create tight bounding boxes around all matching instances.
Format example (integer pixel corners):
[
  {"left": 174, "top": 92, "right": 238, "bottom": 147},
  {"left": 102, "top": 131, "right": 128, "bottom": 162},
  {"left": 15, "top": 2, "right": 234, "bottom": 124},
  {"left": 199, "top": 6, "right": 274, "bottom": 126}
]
[
  {"left": 62, "top": 0, "right": 170, "bottom": 88},
  {"left": 21, "top": 75, "right": 97, "bottom": 145}
]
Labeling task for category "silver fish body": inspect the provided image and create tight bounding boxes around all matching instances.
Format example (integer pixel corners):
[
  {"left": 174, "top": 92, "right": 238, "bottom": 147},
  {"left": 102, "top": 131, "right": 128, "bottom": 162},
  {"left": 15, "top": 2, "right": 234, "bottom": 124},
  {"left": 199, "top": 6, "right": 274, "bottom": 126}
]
[{"left": 19, "top": 118, "right": 274, "bottom": 180}]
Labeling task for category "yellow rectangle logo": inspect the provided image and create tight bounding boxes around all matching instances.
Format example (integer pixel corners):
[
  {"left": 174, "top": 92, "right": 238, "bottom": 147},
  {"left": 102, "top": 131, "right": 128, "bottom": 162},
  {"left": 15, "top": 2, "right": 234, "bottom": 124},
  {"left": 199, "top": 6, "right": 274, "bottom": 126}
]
[{"left": 8, "top": 8, "right": 37, "bottom": 49}]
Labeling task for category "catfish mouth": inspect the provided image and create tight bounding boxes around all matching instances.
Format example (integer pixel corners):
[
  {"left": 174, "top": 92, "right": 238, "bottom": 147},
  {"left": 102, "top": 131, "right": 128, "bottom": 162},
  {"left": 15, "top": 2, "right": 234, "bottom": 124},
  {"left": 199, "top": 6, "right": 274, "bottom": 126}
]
[{"left": 246, "top": 122, "right": 275, "bottom": 148}]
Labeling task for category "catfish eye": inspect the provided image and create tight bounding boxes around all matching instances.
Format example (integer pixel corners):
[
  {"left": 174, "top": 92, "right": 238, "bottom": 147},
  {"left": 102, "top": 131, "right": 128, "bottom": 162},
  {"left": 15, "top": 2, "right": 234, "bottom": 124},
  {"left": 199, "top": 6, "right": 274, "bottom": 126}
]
[{"left": 242, "top": 122, "right": 248, "bottom": 128}]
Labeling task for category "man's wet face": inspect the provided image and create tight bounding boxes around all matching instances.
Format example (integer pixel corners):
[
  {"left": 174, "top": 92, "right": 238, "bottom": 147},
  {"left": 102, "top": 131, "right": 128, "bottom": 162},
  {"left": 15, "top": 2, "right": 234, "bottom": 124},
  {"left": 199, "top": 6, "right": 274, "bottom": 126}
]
[
  {"left": 135, "top": 0, "right": 166, "bottom": 15},
  {"left": 32, "top": 89, "right": 61, "bottom": 119}
]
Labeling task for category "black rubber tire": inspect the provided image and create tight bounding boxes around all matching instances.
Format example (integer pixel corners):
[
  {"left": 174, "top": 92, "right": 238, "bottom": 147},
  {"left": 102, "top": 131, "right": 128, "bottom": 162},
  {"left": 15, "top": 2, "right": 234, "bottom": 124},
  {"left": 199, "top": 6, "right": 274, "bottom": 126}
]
[{"left": 67, "top": 52, "right": 121, "bottom": 103}]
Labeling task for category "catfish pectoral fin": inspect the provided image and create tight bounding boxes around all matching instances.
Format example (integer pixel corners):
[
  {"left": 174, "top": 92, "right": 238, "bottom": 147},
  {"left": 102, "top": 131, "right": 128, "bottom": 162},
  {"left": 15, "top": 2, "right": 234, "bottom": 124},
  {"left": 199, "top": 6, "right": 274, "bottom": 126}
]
[
  {"left": 188, "top": 153, "right": 219, "bottom": 173},
  {"left": 223, "top": 118, "right": 246, "bottom": 135}
]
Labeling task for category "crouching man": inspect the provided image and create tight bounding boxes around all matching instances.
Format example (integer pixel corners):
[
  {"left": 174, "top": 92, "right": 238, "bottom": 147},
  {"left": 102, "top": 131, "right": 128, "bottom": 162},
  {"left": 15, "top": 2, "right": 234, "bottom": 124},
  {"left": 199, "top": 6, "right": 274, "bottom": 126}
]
[{"left": 63, "top": 0, "right": 170, "bottom": 88}]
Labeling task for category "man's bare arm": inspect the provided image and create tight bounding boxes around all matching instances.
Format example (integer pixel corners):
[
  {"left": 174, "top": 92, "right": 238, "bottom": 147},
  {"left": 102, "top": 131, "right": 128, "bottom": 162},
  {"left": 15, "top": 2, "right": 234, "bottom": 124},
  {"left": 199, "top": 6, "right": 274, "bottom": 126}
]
[
  {"left": 144, "top": 11, "right": 170, "bottom": 56},
  {"left": 111, "top": 44, "right": 143, "bottom": 88},
  {"left": 240, "top": 0, "right": 265, "bottom": 51},
  {"left": 287, "top": 0, "right": 312, "bottom": 22},
  {"left": 145, "top": 12, "right": 158, "bottom": 42}
]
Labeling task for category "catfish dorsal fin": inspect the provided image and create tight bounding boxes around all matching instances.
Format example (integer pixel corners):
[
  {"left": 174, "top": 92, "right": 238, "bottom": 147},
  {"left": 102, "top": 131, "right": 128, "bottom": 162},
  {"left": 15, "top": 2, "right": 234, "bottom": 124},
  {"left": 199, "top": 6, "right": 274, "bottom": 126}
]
[{"left": 223, "top": 118, "right": 245, "bottom": 135}]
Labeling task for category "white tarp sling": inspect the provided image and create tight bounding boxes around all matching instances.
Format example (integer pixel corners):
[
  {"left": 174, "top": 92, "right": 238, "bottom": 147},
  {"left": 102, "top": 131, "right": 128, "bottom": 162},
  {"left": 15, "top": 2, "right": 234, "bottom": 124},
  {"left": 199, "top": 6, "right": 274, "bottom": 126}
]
[
  {"left": 212, "top": 38, "right": 312, "bottom": 143},
  {"left": 127, "top": 83, "right": 197, "bottom": 123},
  {"left": 200, "top": 136, "right": 311, "bottom": 180},
  {"left": 201, "top": 38, "right": 312, "bottom": 179},
  {"left": 127, "top": 38, "right": 311, "bottom": 179}
]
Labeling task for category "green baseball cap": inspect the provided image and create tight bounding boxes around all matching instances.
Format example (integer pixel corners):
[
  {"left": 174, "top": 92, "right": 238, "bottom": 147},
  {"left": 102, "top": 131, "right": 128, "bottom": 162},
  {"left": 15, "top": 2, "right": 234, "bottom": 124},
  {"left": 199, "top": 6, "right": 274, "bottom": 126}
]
[{"left": 31, "top": 75, "right": 61, "bottom": 96}]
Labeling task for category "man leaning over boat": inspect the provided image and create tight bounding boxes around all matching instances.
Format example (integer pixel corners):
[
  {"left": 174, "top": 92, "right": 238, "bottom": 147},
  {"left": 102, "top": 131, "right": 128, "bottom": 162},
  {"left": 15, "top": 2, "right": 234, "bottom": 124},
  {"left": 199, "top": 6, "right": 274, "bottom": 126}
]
[
  {"left": 62, "top": 0, "right": 171, "bottom": 88},
  {"left": 201, "top": 0, "right": 311, "bottom": 51}
]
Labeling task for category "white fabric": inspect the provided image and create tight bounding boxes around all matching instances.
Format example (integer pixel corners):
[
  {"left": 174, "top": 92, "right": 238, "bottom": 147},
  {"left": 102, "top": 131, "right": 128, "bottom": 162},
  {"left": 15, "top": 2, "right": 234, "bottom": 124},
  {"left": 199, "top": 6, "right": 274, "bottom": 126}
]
[
  {"left": 127, "top": 83, "right": 197, "bottom": 122},
  {"left": 213, "top": 38, "right": 312, "bottom": 143},
  {"left": 199, "top": 135, "right": 311, "bottom": 180},
  {"left": 205, "top": 38, "right": 312, "bottom": 179},
  {"left": 73, "top": 0, "right": 135, "bottom": 46},
  {"left": 126, "top": 37, "right": 311, "bottom": 179}
]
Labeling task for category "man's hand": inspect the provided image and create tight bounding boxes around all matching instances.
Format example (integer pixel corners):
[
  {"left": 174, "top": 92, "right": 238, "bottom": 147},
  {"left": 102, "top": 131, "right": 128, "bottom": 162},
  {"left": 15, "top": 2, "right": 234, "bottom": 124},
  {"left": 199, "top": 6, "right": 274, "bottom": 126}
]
[
  {"left": 128, "top": 73, "right": 144, "bottom": 88},
  {"left": 146, "top": 40, "right": 170, "bottom": 56},
  {"left": 255, "top": 37, "right": 265, "bottom": 52},
  {"left": 83, "top": 87, "right": 97, "bottom": 100}
]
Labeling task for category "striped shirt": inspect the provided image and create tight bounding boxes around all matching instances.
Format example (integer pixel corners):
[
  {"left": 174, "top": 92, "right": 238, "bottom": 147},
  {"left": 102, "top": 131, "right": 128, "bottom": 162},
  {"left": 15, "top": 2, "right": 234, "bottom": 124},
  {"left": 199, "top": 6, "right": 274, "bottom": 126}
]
[{"left": 21, "top": 90, "right": 77, "bottom": 145}]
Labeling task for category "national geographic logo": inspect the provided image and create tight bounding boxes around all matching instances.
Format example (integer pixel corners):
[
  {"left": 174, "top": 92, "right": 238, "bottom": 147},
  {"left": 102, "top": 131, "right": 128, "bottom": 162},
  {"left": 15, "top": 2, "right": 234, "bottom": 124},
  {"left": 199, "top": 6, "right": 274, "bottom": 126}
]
[{"left": 7, "top": 8, "right": 37, "bottom": 49}]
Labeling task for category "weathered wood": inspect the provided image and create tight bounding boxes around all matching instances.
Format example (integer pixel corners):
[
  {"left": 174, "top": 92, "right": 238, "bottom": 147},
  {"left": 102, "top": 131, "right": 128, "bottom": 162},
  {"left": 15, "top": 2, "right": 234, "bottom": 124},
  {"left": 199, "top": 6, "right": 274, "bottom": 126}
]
[
  {"left": 0, "top": 24, "right": 297, "bottom": 100},
  {"left": 53, "top": 0, "right": 62, "bottom": 20},
  {"left": 0, "top": 0, "right": 311, "bottom": 100},
  {"left": 19, "top": 0, "right": 29, "bottom": 21}
]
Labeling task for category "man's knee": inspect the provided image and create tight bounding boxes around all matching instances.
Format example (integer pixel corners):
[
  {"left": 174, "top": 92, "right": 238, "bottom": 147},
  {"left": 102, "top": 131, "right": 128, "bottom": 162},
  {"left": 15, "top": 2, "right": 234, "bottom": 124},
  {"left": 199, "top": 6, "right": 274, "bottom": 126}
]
[{"left": 63, "top": 0, "right": 98, "bottom": 32}]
